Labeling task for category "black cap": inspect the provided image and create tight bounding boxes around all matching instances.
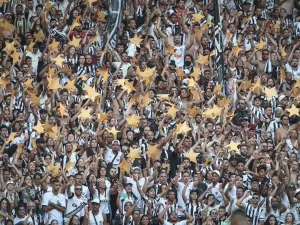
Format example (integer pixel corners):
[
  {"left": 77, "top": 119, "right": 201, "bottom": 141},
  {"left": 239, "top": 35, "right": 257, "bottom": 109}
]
[{"left": 36, "top": 138, "right": 45, "bottom": 144}]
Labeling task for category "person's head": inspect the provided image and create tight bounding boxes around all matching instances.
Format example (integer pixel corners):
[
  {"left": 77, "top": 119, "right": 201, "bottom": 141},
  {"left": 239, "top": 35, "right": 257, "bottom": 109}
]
[
  {"left": 265, "top": 215, "right": 278, "bottom": 225},
  {"left": 69, "top": 215, "right": 80, "bottom": 225},
  {"left": 262, "top": 49, "right": 269, "bottom": 61},
  {"left": 75, "top": 173, "right": 83, "bottom": 185},
  {"left": 91, "top": 199, "right": 100, "bottom": 213},
  {"left": 16, "top": 204, "right": 26, "bottom": 218},
  {"left": 0, "top": 198, "right": 10, "bottom": 212},
  {"left": 168, "top": 211, "right": 178, "bottom": 222},
  {"left": 285, "top": 213, "right": 295, "bottom": 224},
  {"left": 139, "top": 215, "right": 150, "bottom": 225},
  {"left": 252, "top": 192, "right": 260, "bottom": 205},
  {"left": 231, "top": 209, "right": 246, "bottom": 225},
  {"left": 51, "top": 179, "right": 61, "bottom": 192}
]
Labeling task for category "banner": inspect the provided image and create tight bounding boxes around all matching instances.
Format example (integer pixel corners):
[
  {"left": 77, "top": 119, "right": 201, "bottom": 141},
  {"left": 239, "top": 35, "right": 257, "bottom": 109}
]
[
  {"left": 104, "top": 0, "right": 124, "bottom": 49},
  {"left": 214, "top": 0, "right": 225, "bottom": 84}
]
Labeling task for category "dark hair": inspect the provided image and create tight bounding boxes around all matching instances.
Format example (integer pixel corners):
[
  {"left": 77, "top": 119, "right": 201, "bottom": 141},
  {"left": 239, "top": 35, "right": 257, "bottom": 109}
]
[
  {"left": 265, "top": 215, "right": 278, "bottom": 225},
  {"left": 0, "top": 198, "right": 12, "bottom": 216}
]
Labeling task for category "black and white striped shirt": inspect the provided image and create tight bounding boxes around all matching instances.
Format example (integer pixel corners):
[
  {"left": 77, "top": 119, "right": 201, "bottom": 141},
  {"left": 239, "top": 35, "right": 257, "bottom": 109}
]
[{"left": 244, "top": 202, "right": 265, "bottom": 225}]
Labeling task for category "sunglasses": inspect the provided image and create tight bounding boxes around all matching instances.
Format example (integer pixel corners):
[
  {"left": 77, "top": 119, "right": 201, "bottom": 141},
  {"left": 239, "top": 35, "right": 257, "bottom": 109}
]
[{"left": 75, "top": 188, "right": 82, "bottom": 191}]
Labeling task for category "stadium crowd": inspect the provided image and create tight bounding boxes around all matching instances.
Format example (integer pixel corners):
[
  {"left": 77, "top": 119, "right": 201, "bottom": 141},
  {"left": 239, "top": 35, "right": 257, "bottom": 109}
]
[{"left": 0, "top": 0, "right": 299, "bottom": 224}]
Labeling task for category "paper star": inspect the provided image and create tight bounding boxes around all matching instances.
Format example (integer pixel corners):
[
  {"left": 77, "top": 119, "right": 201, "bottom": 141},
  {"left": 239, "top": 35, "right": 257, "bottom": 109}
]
[
  {"left": 51, "top": 55, "right": 65, "bottom": 68},
  {"left": 252, "top": 79, "right": 263, "bottom": 94},
  {"left": 64, "top": 79, "right": 76, "bottom": 92},
  {"left": 141, "top": 93, "right": 153, "bottom": 106},
  {"left": 274, "top": 20, "right": 280, "bottom": 33},
  {"left": 241, "top": 80, "right": 252, "bottom": 90},
  {"left": 167, "top": 45, "right": 174, "bottom": 55},
  {"left": 49, "top": 163, "right": 61, "bottom": 176},
  {"left": 225, "top": 141, "right": 240, "bottom": 152},
  {"left": 11, "top": 51, "right": 21, "bottom": 63},
  {"left": 68, "top": 37, "right": 81, "bottom": 47},
  {"left": 126, "top": 114, "right": 141, "bottom": 128},
  {"left": 65, "top": 161, "right": 75, "bottom": 173},
  {"left": 219, "top": 97, "right": 231, "bottom": 108},
  {"left": 78, "top": 108, "right": 92, "bottom": 119},
  {"left": 48, "top": 78, "right": 63, "bottom": 90},
  {"left": 0, "top": 20, "right": 14, "bottom": 31},
  {"left": 167, "top": 103, "right": 178, "bottom": 119},
  {"left": 281, "top": 46, "right": 287, "bottom": 57},
  {"left": 213, "top": 84, "right": 223, "bottom": 94},
  {"left": 118, "top": 159, "right": 131, "bottom": 173},
  {"left": 127, "top": 147, "right": 141, "bottom": 160},
  {"left": 264, "top": 87, "right": 277, "bottom": 101},
  {"left": 0, "top": 77, "right": 10, "bottom": 85},
  {"left": 97, "top": 68, "right": 110, "bottom": 82},
  {"left": 83, "top": 85, "right": 100, "bottom": 102},
  {"left": 26, "top": 42, "right": 35, "bottom": 52},
  {"left": 279, "top": 69, "right": 286, "bottom": 80},
  {"left": 60, "top": 66, "right": 72, "bottom": 74},
  {"left": 184, "top": 150, "right": 200, "bottom": 163},
  {"left": 286, "top": 105, "right": 299, "bottom": 117},
  {"left": 210, "top": 50, "right": 216, "bottom": 57},
  {"left": 123, "top": 80, "right": 136, "bottom": 93},
  {"left": 59, "top": 103, "right": 69, "bottom": 117},
  {"left": 49, "top": 41, "right": 60, "bottom": 52},
  {"left": 233, "top": 45, "right": 243, "bottom": 57},
  {"left": 115, "top": 79, "right": 126, "bottom": 87},
  {"left": 77, "top": 74, "right": 89, "bottom": 81},
  {"left": 24, "top": 78, "right": 34, "bottom": 89},
  {"left": 157, "top": 94, "right": 169, "bottom": 101},
  {"left": 190, "top": 67, "right": 201, "bottom": 80},
  {"left": 177, "top": 68, "right": 186, "bottom": 78},
  {"left": 129, "top": 34, "right": 143, "bottom": 47},
  {"left": 42, "top": 122, "right": 53, "bottom": 132},
  {"left": 3, "top": 41, "right": 15, "bottom": 53},
  {"left": 33, "top": 31, "right": 45, "bottom": 43},
  {"left": 28, "top": 93, "right": 41, "bottom": 105},
  {"left": 96, "top": 113, "right": 109, "bottom": 122},
  {"left": 195, "top": 55, "right": 209, "bottom": 65},
  {"left": 106, "top": 127, "right": 120, "bottom": 139},
  {"left": 140, "top": 67, "right": 155, "bottom": 85},
  {"left": 191, "top": 88, "right": 200, "bottom": 100},
  {"left": 203, "top": 107, "right": 217, "bottom": 119},
  {"left": 5, "top": 132, "right": 16, "bottom": 144},
  {"left": 146, "top": 145, "right": 160, "bottom": 160},
  {"left": 187, "top": 105, "right": 200, "bottom": 117},
  {"left": 176, "top": 121, "right": 191, "bottom": 135},
  {"left": 70, "top": 21, "right": 81, "bottom": 30},
  {"left": 96, "top": 11, "right": 106, "bottom": 22},
  {"left": 191, "top": 12, "right": 205, "bottom": 23},
  {"left": 211, "top": 104, "right": 222, "bottom": 117},
  {"left": 17, "top": 144, "right": 24, "bottom": 155},
  {"left": 33, "top": 120, "right": 44, "bottom": 134},
  {"left": 295, "top": 78, "right": 300, "bottom": 88},
  {"left": 256, "top": 38, "right": 267, "bottom": 51}
]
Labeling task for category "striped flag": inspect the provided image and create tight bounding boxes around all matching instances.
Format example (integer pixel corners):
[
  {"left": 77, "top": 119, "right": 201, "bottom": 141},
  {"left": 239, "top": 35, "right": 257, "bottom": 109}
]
[{"left": 214, "top": 0, "right": 225, "bottom": 84}]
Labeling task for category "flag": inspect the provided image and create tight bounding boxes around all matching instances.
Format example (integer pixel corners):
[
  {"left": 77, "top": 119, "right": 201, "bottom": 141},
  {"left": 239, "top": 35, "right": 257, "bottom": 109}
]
[
  {"left": 214, "top": 0, "right": 225, "bottom": 84},
  {"left": 104, "top": 0, "right": 124, "bottom": 49}
]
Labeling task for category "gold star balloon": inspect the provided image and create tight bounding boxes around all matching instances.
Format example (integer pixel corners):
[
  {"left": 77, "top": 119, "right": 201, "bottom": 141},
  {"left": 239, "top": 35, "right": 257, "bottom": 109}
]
[
  {"left": 184, "top": 150, "right": 200, "bottom": 163},
  {"left": 118, "top": 159, "right": 131, "bottom": 173},
  {"left": 106, "top": 127, "right": 120, "bottom": 139},
  {"left": 126, "top": 114, "right": 141, "bottom": 128},
  {"left": 78, "top": 108, "right": 92, "bottom": 119},
  {"left": 129, "top": 34, "right": 143, "bottom": 47},
  {"left": 127, "top": 147, "right": 141, "bottom": 160},
  {"left": 286, "top": 105, "right": 299, "bottom": 117},
  {"left": 83, "top": 85, "right": 100, "bottom": 102},
  {"left": 225, "top": 141, "right": 240, "bottom": 152},
  {"left": 33, "top": 120, "right": 44, "bottom": 134},
  {"left": 264, "top": 87, "right": 277, "bottom": 101}
]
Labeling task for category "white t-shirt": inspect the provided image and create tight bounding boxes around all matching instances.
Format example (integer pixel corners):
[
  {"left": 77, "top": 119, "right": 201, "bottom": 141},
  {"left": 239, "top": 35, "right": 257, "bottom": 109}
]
[
  {"left": 88, "top": 211, "right": 104, "bottom": 225},
  {"left": 163, "top": 220, "right": 187, "bottom": 225},
  {"left": 126, "top": 177, "right": 146, "bottom": 200},
  {"left": 177, "top": 182, "right": 194, "bottom": 209},
  {"left": 42, "top": 192, "right": 66, "bottom": 225},
  {"left": 65, "top": 193, "right": 87, "bottom": 220},
  {"left": 26, "top": 51, "right": 42, "bottom": 74},
  {"left": 104, "top": 150, "right": 122, "bottom": 169},
  {"left": 170, "top": 45, "right": 186, "bottom": 68},
  {"left": 98, "top": 189, "right": 110, "bottom": 214},
  {"left": 14, "top": 216, "right": 33, "bottom": 225},
  {"left": 112, "top": 62, "right": 132, "bottom": 77}
]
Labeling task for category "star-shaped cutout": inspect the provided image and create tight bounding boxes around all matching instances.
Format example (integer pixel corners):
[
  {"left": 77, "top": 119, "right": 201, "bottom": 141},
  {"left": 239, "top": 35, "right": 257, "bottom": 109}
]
[
  {"left": 219, "top": 97, "right": 231, "bottom": 108},
  {"left": 129, "top": 34, "right": 143, "bottom": 47},
  {"left": 127, "top": 147, "right": 141, "bottom": 160},
  {"left": 264, "top": 87, "right": 277, "bottom": 101},
  {"left": 190, "top": 67, "right": 201, "bottom": 80},
  {"left": 5, "top": 132, "right": 16, "bottom": 145},
  {"left": 141, "top": 93, "right": 153, "bottom": 106},
  {"left": 233, "top": 45, "right": 243, "bottom": 57},
  {"left": 256, "top": 38, "right": 267, "bottom": 51},
  {"left": 252, "top": 79, "right": 263, "bottom": 94},
  {"left": 281, "top": 46, "right": 287, "bottom": 57},
  {"left": 106, "top": 127, "right": 120, "bottom": 139},
  {"left": 286, "top": 105, "right": 299, "bottom": 117},
  {"left": 157, "top": 94, "right": 169, "bottom": 101},
  {"left": 213, "top": 84, "right": 223, "bottom": 94},
  {"left": 59, "top": 103, "right": 69, "bottom": 117},
  {"left": 33, "top": 120, "right": 44, "bottom": 134},
  {"left": 48, "top": 78, "right": 63, "bottom": 90},
  {"left": 51, "top": 55, "right": 65, "bottom": 68},
  {"left": 49, "top": 163, "right": 61, "bottom": 177},
  {"left": 64, "top": 79, "right": 76, "bottom": 92},
  {"left": 187, "top": 78, "right": 198, "bottom": 88},
  {"left": 186, "top": 105, "right": 200, "bottom": 117},
  {"left": 195, "top": 55, "right": 209, "bottom": 65},
  {"left": 68, "top": 37, "right": 81, "bottom": 47},
  {"left": 96, "top": 113, "right": 109, "bottom": 122},
  {"left": 241, "top": 80, "right": 253, "bottom": 90},
  {"left": 176, "top": 121, "right": 191, "bottom": 135},
  {"left": 0, "top": 77, "right": 10, "bottom": 85},
  {"left": 191, "top": 12, "right": 205, "bottom": 23},
  {"left": 49, "top": 41, "right": 60, "bottom": 52},
  {"left": 65, "top": 161, "right": 75, "bottom": 173},
  {"left": 78, "top": 108, "right": 92, "bottom": 119},
  {"left": 126, "top": 114, "right": 141, "bottom": 128},
  {"left": 28, "top": 93, "right": 41, "bottom": 106},
  {"left": 33, "top": 31, "right": 45, "bottom": 43},
  {"left": 11, "top": 51, "right": 21, "bottom": 63},
  {"left": 225, "top": 141, "right": 240, "bottom": 152},
  {"left": 83, "top": 85, "right": 100, "bottom": 102},
  {"left": 26, "top": 41, "right": 36, "bottom": 52},
  {"left": 184, "top": 150, "right": 200, "bottom": 163},
  {"left": 167, "top": 103, "right": 178, "bottom": 119},
  {"left": 60, "top": 66, "right": 72, "bottom": 74},
  {"left": 3, "top": 41, "right": 15, "bottom": 53},
  {"left": 146, "top": 145, "right": 160, "bottom": 160},
  {"left": 123, "top": 80, "right": 136, "bottom": 93},
  {"left": 24, "top": 78, "right": 34, "bottom": 89},
  {"left": 118, "top": 159, "right": 131, "bottom": 173}
]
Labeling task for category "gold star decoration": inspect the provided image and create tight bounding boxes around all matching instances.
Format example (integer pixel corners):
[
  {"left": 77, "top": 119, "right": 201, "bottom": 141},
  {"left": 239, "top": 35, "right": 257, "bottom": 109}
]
[
  {"left": 49, "top": 41, "right": 60, "bottom": 52},
  {"left": 233, "top": 45, "right": 243, "bottom": 57},
  {"left": 219, "top": 97, "right": 231, "bottom": 108},
  {"left": 5, "top": 132, "right": 16, "bottom": 145},
  {"left": 295, "top": 78, "right": 300, "bottom": 88},
  {"left": 177, "top": 68, "right": 186, "bottom": 78},
  {"left": 11, "top": 51, "right": 22, "bottom": 63},
  {"left": 33, "top": 31, "right": 45, "bottom": 43},
  {"left": 123, "top": 80, "right": 136, "bottom": 93},
  {"left": 190, "top": 67, "right": 201, "bottom": 80},
  {"left": 49, "top": 163, "right": 61, "bottom": 176},
  {"left": 213, "top": 84, "right": 223, "bottom": 94},
  {"left": 264, "top": 87, "right": 277, "bottom": 101},
  {"left": 126, "top": 114, "right": 141, "bottom": 128},
  {"left": 225, "top": 141, "right": 240, "bottom": 152},
  {"left": 274, "top": 20, "right": 280, "bottom": 33},
  {"left": 195, "top": 54, "right": 209, "bottom": 65},
  {"left": 140, "top": 67, "right": 155, "bottom": 85},
  {"left": 96, "top": 11, "right": 106, "bottom": 22},
  {"left": 68, "top": 37, "right": 81, "bottom": 47},
  {"left": 3, "top": 41, "right": 15, "bottom": 53},
  {"left": 65, "top": 161, "right": 75, "bottom": 173},
  {"left": 118, "top": 159, "right": 131, "bottom": 173},
  {"left": 167, "top": 103, "right": 178, "bottom": 119},
  {"left": 48, "top": 78, "right": 63, "bottom": 90},
  {"left": 191, "top": 12, "right": 205, "bottom": 23},
  {"left": 64, "top": 79, "right": 76, "bottom": 92},
  {"left": 60, "top": 66, "right": 72, "bottom": 74},
  {"left": 184, "top": 150, "right": 200, "bottom": 163},
  {"left": 279, "top": 69, "right": 286, "bottom": 80},
  {"left": 146, "top": 145, "right": 160, "bottom": 160},
  {"left": 96, "top": 113, "right": 109, "bottom": 122},
  {"left": 157, "top": 94, "right": 169, "bottom": 102},
  {"left": 256, "top": 38, "right": 267, "bottom": 51},
  {"left": 106, "top": 127, "right": 120, "bottom": 139},
  {"left": 129, "top": 34, "right": 143, "bottom": 47},
  {"left": 28, "top": 92, "right": 41, "bottom": 106},
  {"left": 286, "top": 105, "right": 299, "bottom": 117},
  {"left": 78, "top": 108, "right": 92, "bottom": 119},
  {"left": 70, "top": 21, "right": 81, "bottom": 30},
  {"left": 83, "top": 85, "right": 100, "bottom": 102},
  {"left": 26, "top": 41, "right": 36, "bottom": 52},
  {"left": 51, "top": 55, "right": 65, "bottom": 68},
  {"left": 59, "top": 103, "right": 69, "bottom": 117},
  {"left": 241, "top": 80, "right": 253, "bottom": 90},
  {"left": 187, "top": 105, "right": 201, "bottom": 117},
  {"left": 141, "top": 93, "right": 153, "bottom": 106},
  {"left": 252, "top": 79, "right": 263, "bottom": 94},
  {"left": 23, "top": 78, "right": 34, "bottom": 89},
  {"left": 281, "top": 46, "right": 287, "bottom": 57},
  {"left": 33, "top": 120, "right": 44, "bottom": 134},
  {"left": 0, "top": 77, "right": 10, "bottom": 85},
  {"left": 166, "top": 45, "right": 174, "bottom": 55},
  {"left": 97, "top": 68, "right": 110, "bottom": 82},
  {"left": 127, "top": 147, "right": 141, "bottom": 160},
  {"left": 187, "top": 78, "right": 198, "bottom": 88},
  {"left": 77, "top": 74, "right": 89, "bottom": 81},
  {"left": 176, "top": 121, "right": 191, "bottom": 135}
]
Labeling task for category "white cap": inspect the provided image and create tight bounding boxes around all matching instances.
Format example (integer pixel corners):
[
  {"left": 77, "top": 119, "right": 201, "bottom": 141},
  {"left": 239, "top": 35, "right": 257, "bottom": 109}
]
[
  {"left": 212, "top": 170, "right": 220, "bottom": 176},
  {"left": 91, "top": 198, "right": 100, "bottom": 204},
  {"left": 296, "top": 189, "right": 300, "bottom": 195}
]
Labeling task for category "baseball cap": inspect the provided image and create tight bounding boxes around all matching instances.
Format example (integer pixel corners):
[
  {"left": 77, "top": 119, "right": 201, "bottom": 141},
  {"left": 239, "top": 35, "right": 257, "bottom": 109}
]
[
  {"left": 212, "top": 170, "right": 220, "bottom": 176},
  {"left": 91, "top": 198, "right": 100, "bottom": 204},
  {"left": 295, "top": 188, "right": 300, "bottom": 195},
  {"left": 278, "top": 95, "right": 287, "bottom": 102},
  {"left": 6, "top": 180, "right": 14, "bottom": 186},
  {"left": 112, "top": 140, "right": 120, "bottom": 145}
]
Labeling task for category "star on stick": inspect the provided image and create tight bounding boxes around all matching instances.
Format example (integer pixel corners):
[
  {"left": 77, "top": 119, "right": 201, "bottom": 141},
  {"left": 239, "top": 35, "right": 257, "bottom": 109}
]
[
  {"left": 225, "top": 141, "right": 240, "bottom": 152},
  {"left": 127, "top": 147, "right": 141, "bottom": 160},
  {"left": 33, "top": 120, "right": 44, "bottom": 134},
  {"left": 129, "top": 34, "right": 143, "bottom": 47},
  {"left": 118, "top": 159, "right": 131, "bottom": 173},
  {"left": 184, "top": 150, "right": 200, "bottom": 163},
  {"left": 146, "top": 145, "right": 160, "bottom": 160},
  {"left": 33, "top": 31, "right": 45, "bottom": 43},
  {"left": 126, "top": 114, "right": 141, "bottom": 128},
  {"left": 106, "top": 127, "right": 120, "bottom": 139},
  {"left": 286, "top": 105, "right": 299, "bottom": 117},
  {"left": 78, "top": 108, "right": 93, "bottom": 119},
  {"left": 83, "top": 85, "right": 100, "bottom": 102}
]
